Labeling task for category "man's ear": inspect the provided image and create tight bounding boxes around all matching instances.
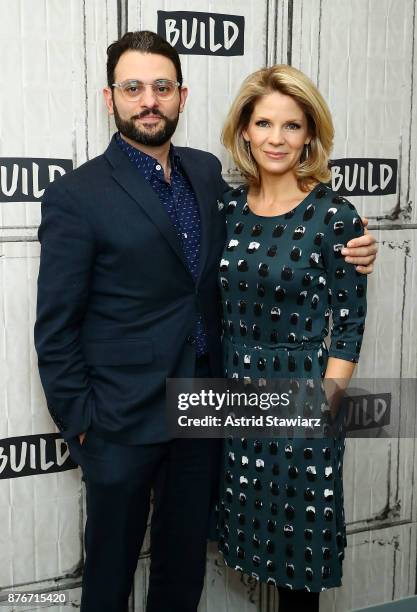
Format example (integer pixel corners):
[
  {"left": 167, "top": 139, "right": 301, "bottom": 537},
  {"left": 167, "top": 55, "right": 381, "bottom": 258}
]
[
  {"left": 103, "top": 87, "right": 114, "bottom": 115},
  {"left": 179, "top": 85, "right": 189, "bottom": 113}
]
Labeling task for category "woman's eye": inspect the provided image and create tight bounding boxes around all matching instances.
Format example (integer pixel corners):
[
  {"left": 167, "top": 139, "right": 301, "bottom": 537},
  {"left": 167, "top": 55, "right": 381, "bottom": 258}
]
[
  {"left": 286, "top": 123, "right": 300, "bottom": 130},
  {"left": 256, "top": 120, "right": 270, "bottom": 127}
]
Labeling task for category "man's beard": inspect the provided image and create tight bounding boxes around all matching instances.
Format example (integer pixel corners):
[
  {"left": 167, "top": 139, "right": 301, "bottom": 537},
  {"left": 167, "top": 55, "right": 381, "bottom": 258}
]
[{"left": 113, "top": 102, "right": 180, "bottom": 147}]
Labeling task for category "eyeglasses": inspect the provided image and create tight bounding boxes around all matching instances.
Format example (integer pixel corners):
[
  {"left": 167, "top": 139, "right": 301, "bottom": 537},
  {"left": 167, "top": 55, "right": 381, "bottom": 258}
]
[{"left": 112, "top": 79, "right": 180, "bottom": 101}]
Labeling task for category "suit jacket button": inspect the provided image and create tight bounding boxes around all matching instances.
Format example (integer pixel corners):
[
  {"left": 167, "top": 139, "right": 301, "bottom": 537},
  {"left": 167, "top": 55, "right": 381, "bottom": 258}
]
[{"left": 186, "top": 335, "right": 196, "bottom": 345}]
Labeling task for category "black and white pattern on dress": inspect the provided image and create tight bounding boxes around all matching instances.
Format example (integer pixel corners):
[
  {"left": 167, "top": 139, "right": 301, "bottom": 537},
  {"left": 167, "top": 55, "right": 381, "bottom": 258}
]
[{"left": 216, "top": 183, "right": 367, "bottom": 592}]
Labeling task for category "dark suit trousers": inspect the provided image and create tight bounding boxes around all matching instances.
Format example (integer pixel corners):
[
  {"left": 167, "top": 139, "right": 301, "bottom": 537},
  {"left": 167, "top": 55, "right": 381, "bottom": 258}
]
[{"left": 67, "top": 359, "right": 220, "bottom": 612}]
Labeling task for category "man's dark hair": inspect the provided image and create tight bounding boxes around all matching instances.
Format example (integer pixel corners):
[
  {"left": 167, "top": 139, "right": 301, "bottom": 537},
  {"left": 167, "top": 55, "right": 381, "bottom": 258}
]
[{"left": 106, "top": 30, "right": 183, "bottom": 87}]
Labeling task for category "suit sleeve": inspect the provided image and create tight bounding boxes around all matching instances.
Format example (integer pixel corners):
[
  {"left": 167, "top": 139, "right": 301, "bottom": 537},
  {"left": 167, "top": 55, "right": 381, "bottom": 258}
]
[
  {"left": 321, "top": 202, "right": 367, "bottom": 363},
  {"left": 209, "top": 155, "right": 229, "bottom": 336},
  {"left": 34, "top": 182, "right": 96, "bottom": 440},
  {"left": 212, "top": 154, "right": 231, "bottom": 194}
]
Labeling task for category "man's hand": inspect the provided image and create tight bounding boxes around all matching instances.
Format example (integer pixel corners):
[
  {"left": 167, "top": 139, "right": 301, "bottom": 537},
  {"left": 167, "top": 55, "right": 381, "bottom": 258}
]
[
  {"left": 341, "top": 217, "right": 378, "bottom": 274},
  {"left": 79, "top": 432, "right": 86, "bottom": 446}
]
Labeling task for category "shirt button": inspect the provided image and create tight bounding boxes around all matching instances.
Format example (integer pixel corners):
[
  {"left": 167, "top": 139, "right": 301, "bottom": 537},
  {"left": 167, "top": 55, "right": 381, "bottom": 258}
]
[{"left": 156, "top": 164, "right": 162, "bottom": 170}]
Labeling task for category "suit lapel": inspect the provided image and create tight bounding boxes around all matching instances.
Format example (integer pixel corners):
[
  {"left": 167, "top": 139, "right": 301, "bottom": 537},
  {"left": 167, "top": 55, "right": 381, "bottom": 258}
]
[
  {"left": 178, "top": 150, "right": 212, "bottom": 286},
  {"left": 106, "top": 138, "right": 192, "bottom": 275}
]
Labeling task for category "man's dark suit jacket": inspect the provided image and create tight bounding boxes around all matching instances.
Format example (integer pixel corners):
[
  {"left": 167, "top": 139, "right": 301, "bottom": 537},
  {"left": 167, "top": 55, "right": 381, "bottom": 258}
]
[{"left": 34, "top": 135, "right": 228, "bottom": 444}]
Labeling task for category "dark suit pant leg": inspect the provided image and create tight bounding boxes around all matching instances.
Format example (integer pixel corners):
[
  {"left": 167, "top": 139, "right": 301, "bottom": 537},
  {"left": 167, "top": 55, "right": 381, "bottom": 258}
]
[
  {"left": 146, "top": 437, "right": 221, "bottom": 612},
  {"left": 68, "top": 434, "right": 166, "bottom": 612}
]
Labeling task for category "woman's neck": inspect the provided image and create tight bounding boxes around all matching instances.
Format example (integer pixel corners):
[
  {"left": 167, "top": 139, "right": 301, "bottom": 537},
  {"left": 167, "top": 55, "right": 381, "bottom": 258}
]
[{"left": 248, "top": 171, "right": 309, "bottom": 214}]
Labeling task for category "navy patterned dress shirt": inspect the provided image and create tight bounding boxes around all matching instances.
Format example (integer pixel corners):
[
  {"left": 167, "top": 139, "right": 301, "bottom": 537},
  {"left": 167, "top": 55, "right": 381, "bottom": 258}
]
[{"left": 116, "top": 132, "right": 208, "bottom": 356}]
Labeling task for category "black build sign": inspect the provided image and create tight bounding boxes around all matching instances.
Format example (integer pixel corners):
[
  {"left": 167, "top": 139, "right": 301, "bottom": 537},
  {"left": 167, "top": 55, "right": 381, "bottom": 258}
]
[
  {"left": 0, "top": 434, "right": 76, "bottom": 479},
  {"left": 157, "top": 11, "right": 244, "bottom": 56},
  {"left": 0, "top": 157, "right": 73, "bottom": 202},
  {"left": 330, "top": 158, "right": 397, "bottom": 196},
  {"left": 342, "top": 392, "right": 391, "bottom": 432}
]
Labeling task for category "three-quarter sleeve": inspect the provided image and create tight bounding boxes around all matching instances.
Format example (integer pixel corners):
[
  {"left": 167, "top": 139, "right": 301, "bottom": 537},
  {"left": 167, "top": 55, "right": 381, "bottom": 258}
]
[{"left": 321, "top": 201, "right": 367, "bottom": 363}]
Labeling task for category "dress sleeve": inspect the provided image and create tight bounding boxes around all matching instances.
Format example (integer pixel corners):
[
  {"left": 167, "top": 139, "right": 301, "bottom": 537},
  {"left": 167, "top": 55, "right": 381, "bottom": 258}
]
[{"left": 321, "top": 200, "right": 367, "bottom": 363}]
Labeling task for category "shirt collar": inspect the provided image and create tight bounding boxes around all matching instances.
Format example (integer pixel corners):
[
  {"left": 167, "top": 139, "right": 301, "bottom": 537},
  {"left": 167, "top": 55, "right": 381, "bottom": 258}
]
[{"left": 115, "top": 132, "right": 181, "bottom": 177}]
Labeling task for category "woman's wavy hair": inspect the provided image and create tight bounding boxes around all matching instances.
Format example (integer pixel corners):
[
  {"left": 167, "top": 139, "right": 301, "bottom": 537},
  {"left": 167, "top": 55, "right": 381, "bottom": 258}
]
[{"left": 222, "top": 64, "right": 334, "bottom": 191}]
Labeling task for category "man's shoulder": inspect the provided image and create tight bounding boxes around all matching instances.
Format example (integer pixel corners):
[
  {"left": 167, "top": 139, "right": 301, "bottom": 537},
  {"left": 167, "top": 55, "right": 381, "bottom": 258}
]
[
  {"left": 45, "top": 152, "right": 110, "bottom": 196},
  {"left": 175, "top": 146, "right": 220, "bottom": 165}
]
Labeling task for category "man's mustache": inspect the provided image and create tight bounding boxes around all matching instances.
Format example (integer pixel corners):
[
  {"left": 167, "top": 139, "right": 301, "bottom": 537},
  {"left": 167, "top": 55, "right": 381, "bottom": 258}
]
[{"left": 131, "top": 108, "right": 166, "bottom": 120}]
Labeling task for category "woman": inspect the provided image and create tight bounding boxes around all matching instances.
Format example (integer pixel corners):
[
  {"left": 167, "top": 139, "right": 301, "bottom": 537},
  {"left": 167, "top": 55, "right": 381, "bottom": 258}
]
[{"left": 216, "top": 65, "right": 367, "bottom": 611}]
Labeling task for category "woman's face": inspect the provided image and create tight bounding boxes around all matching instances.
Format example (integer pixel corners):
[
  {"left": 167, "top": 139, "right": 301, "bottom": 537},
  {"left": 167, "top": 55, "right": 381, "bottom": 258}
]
[{"left": 242, "top": 91, "right": 311, "bottom": 180}]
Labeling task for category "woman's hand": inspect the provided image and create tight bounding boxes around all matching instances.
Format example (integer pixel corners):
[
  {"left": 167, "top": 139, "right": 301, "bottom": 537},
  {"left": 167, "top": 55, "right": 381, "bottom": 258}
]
[{"left": 341, "top": 218, "right": 377, "bottom": 274}]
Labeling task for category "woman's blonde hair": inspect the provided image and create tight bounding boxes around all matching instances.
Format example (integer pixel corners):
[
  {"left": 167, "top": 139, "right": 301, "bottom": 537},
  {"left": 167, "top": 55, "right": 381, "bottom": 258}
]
[{"left": 222, "top": 64, "right": 334, "bottom": 191}]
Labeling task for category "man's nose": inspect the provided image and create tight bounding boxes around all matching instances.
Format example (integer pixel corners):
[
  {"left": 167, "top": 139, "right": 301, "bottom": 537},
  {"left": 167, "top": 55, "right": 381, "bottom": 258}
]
[{"left": 140, "top": 84, "right": 159, "bottom": 108}]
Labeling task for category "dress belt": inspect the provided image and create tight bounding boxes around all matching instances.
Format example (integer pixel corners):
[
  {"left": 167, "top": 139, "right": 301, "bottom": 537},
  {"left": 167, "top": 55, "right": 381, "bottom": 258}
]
[{"left": 224, "top": 336, "right": 325, "bottom": 352}]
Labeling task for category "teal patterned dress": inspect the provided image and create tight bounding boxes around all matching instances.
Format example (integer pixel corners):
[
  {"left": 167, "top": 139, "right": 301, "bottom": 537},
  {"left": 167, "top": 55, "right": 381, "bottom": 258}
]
[{"left": 216, "top": 182, "right": 367, "bottom": 592}]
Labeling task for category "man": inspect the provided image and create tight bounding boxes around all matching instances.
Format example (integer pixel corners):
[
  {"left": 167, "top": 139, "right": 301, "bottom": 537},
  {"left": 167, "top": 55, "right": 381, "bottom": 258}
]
[{"left": 34, "top": 31, "right": 377, "bottom": 612}]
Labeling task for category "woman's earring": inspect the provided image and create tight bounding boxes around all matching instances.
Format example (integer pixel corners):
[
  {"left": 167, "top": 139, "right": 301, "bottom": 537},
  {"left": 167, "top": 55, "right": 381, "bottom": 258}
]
[{"left": 302, "top": 142, "right": 310, "bottom": 162}]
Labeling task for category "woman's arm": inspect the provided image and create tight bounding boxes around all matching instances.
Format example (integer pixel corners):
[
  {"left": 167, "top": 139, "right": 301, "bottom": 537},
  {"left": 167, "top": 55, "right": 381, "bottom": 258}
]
[
  {"left": 324, "top": 359, "right": 356, "bottom": 418},
  {"left": 321, "top": 199, "right": 368, "bottom": 415},
  {"left": 325, "top": 357, "right": 356, "bottom": 380},
  {"left": 322, "top": 201, "right": 367, "bottom": 364}
]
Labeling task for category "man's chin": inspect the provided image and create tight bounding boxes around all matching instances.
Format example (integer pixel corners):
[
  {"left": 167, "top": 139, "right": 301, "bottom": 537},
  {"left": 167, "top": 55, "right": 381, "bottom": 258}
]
[
  {"left": 137, "top": 125, "right": 163, "bottom": 136},
  {"left": 116, "top": 114, "right": 178, "bottom": 147},
  {"left": 123, "top": 129, "right": 170, "bottom": 147},
  {"left": 128, "top": 121, "right": 168, "bottom": 143},
  {"left": 137, "top": 118, "right": 163, "bottom": 128}
]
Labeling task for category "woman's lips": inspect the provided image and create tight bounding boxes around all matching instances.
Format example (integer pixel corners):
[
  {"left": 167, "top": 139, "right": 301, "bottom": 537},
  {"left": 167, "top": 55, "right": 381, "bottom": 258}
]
[{"left": 264, "top": 151, "right": 287, "bottom": 159}]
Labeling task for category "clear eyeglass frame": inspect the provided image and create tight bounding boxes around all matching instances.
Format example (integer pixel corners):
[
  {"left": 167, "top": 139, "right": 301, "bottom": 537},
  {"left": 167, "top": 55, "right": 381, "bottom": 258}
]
[{"left": 112, "top": 79, "right": 180, "bottom": 101}]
